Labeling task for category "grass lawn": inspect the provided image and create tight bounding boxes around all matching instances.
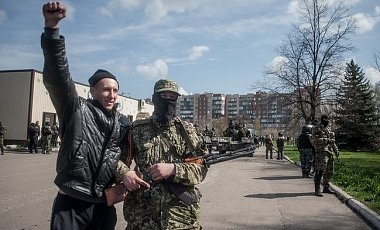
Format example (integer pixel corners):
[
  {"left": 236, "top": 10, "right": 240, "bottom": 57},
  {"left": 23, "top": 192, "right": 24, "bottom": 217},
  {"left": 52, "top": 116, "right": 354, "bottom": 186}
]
[{"left": 284, "top": 146, "right": 380, "bottom": 215}]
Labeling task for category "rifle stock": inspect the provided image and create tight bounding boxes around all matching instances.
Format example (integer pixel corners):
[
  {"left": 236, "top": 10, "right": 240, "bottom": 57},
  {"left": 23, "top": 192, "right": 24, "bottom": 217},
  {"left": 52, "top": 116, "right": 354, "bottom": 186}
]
[{"left": 104, "top": 183, "right": 127, "bottom": 206}]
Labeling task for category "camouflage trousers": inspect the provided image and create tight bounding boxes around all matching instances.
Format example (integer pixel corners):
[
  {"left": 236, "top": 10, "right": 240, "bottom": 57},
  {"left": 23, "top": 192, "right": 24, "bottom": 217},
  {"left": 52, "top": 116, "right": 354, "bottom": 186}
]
[
  {"left": 314, "top": 150, "right": 334, "bottom": 186},
  {"left": 299, "top": 148, "right": 313, "bottom": 173},
  {"left": 124, "top": 186, "right": 202, "bottom": 230},
  {"left": 41, "top": 137, "right": 51, "bottom": 154}
]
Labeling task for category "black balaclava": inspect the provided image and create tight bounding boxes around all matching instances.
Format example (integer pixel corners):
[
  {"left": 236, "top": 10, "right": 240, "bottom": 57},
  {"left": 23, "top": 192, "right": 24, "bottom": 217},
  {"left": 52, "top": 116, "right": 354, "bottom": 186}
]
[
  {"left": 321, "top": 115, "right": 329, "bottom": 127},
  {"left": 152, "top": 93, "right": 177, "bottom": 124}
]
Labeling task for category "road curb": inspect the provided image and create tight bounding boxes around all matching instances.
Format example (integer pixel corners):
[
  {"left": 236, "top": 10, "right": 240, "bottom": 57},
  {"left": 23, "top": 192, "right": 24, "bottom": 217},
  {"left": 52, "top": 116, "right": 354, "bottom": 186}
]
[
  {"left": 331, "top": 184, "right": 380, "bottom": 230},
  {"left": 284, "top": 155, "right": 380, "bottom": 230}
]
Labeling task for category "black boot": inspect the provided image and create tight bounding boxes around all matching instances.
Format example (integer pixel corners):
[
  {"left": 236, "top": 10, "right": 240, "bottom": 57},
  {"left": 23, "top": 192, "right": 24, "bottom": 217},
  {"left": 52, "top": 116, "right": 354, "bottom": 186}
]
[
  {"left": 323, "top": 186, "right": 335, "bottom": 194},
  {"left": 305, "top": 170, "right": 312, "bottom": 178},
  {"left": 314, "top": 171, "right": 323, "bottom": 197}
]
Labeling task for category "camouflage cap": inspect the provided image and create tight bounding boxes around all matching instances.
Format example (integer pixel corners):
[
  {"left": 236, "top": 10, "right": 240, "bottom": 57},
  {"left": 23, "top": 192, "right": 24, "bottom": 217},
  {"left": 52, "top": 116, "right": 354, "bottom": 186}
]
[{"left": 154, "top": 79, "right": 180, "bottom": 95}]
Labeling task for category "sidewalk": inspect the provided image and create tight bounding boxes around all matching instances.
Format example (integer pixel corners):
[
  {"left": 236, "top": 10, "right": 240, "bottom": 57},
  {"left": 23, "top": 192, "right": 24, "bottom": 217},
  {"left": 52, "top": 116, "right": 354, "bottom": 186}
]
[
  {"left": 285, "top": 151, "right": 380, "bottom": 230},
  {"left": 198, "top": 146, "right": 378, "bottom": 229}
]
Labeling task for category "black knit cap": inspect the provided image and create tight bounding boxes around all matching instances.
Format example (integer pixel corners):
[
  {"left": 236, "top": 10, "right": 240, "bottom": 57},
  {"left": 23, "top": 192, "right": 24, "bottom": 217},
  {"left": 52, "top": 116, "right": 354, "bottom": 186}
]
[{"left": 88, "top": 69, "right": 119, "bottom": 87}]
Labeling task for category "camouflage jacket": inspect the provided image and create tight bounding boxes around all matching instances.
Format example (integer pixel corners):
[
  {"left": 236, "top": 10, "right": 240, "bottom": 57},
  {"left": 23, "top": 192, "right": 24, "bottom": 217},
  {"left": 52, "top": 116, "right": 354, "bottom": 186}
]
[
  {"left": 42, "top": 125, "right": 53, "bottom": 137},
  {"left": 122, "top": 116, "right": 208, "bottom": 229},
  {"left": 312, "top": 124, "right": 333, "bottom": 152},
  {"left": 0, "top": 126, "right": 6, "bottom": 137}
]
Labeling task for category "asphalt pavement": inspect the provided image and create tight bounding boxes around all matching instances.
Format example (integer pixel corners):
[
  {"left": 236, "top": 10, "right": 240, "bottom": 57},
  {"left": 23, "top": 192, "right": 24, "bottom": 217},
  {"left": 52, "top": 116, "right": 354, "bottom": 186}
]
[
  {"left": 0, "top": 147, "right": 379, "bottom": 230},
  {"left": 198, "top": 146, "right": 379, "bottom": 230}
]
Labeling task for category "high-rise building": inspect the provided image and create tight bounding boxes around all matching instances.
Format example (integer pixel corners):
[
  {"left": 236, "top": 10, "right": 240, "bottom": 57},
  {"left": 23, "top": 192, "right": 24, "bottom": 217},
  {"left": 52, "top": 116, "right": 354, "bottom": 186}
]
[{"left": 177, "top": 91, "right": 291, "bottom": 134}]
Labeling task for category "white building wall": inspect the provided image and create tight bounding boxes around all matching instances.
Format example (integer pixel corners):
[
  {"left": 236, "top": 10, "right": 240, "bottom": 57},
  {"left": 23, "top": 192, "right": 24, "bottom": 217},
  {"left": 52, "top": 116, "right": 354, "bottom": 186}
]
[
  {"left": 0, "top": 71, "right": 31, "bottom": 140},
  {"left": 31, "top": 71, "right": 57, "bottom": 125}
]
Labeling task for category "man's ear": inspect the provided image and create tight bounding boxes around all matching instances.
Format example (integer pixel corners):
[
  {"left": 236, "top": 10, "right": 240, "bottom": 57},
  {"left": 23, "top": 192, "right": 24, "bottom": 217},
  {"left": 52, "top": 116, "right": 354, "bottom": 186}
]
[{"left": 89, "top": 87, "right": 95, "bottom": 97}]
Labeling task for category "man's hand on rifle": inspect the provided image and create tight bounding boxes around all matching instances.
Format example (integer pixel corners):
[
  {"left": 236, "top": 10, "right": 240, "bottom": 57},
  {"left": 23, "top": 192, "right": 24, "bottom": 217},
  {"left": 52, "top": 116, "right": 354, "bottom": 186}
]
[
  {"left": 122, "top": 171, "right": 150, "bottom": 192},
  {"left": 146, "top": 163, "right": 175, "bottom": 181}
]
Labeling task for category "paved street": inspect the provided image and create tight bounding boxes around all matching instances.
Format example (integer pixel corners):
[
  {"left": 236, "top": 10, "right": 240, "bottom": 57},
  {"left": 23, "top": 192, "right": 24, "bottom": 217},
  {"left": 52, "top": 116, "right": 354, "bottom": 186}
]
[{"left": 0, "top": 148, "right": 375, "bottom": 230}]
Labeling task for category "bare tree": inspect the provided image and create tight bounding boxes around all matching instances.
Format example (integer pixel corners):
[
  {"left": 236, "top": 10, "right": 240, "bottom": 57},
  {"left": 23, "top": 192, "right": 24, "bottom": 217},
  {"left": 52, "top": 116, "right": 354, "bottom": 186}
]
[{"left": 265, "top": 0, "right": 356, "bottom": 124}]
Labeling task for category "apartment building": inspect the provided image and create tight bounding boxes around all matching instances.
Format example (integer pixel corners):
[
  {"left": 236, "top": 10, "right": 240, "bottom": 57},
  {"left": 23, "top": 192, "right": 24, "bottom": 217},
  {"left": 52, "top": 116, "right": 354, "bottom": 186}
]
[{"left": 177, "top": 91, "right": 290, "bottom": 134}]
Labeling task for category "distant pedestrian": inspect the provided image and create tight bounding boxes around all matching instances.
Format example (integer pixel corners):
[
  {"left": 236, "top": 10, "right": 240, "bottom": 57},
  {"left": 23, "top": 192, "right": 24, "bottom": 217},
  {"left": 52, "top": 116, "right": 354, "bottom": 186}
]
[
  {"left": 265, "top": 134, "right": 274, "bottom": 159},
  {"left": 28, "top": 123, "right": 39, "bottom": 153},
  {"left": 276, "top": 132, "right": 285, "bottom": 160},
  {"left": 0, "top": 121, "right": 7, "bottom": 155},
  {"left": 253, "top": 135, "right": 259, "bottom": 147},
  {"left": 297, "top": 125, "right": 313, "bottom": 178},
  {"left": 50, "top": 122, "right": 59, "bottom": 148},
  {"left": 35, "top": 121, "right": 41, "bottom": 137},
  {"left": 41, "top": 121, "right": 53, "bottom": 154}
]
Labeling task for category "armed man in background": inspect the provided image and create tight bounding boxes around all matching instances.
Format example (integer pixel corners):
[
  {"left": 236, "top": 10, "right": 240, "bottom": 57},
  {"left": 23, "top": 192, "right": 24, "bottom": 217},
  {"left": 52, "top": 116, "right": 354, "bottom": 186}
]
[
  {"left": 312, "top": 115, "right": 339, "bottom": 197},
  {"left": 41, "top": 121, "right": 53, "bottom": 154},
  {"left": 121, "top": 79, "right": 208, "bottom": 229},
  {"left": 297, "top": 125, "right": 314, "bottom": 178},
  {"left": 0, "top": 121, "right": 7, "bottom": 155}
]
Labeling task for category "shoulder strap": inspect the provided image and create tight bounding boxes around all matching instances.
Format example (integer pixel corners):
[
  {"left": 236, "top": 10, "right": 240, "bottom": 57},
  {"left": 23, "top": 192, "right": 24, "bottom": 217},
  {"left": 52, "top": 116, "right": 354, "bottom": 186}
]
[{"left": 173, "top": 116, "right": 196, "bottom": 151}]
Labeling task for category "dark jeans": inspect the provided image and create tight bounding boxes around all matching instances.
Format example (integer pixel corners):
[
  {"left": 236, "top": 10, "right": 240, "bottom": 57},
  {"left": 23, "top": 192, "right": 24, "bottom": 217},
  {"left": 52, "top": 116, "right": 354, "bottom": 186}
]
[
  {"left": 51, "top": 192, "right": 117, "bottom": 230},
  {"left": 29, "top": 136, "right": 38, "bottom": 153}
]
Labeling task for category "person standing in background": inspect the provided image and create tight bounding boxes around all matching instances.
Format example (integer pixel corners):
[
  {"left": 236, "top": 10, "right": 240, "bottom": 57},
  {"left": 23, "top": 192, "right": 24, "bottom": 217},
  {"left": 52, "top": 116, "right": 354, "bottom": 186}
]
[
  {"left": 276, "top": 132, "right": 285, "bottom": 160},
  {"left": 51, "top": 122, "right": 59, "bottom": 148},
  {"left": 41, "top": 121, "right": 53, "bottom": 154},
  {"left": 312, "top": 115, "right": 337, "bottom": 196},
  {"left": 297, "top": 125, "right": 314, "bottom": 178},
  {"left": 265, "top": 134, "right": 274, "bottom": 159},
  {"left": 28, "top": 123, "right": 39, "bottom": 154},
  {"left": 0, "top": 122, "right": 7, "bottom": 155}
]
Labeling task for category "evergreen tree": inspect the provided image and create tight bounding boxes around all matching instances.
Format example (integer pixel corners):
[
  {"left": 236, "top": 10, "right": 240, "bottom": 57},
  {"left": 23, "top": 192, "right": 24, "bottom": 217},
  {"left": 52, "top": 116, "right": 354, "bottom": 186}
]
[{"left": 335, "top": 60, "right": 379, "bottom": 151}]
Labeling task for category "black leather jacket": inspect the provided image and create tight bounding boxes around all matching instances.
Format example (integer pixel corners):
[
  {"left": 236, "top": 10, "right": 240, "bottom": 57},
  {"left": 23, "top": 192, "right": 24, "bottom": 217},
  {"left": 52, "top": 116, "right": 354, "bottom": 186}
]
[{"left": 41, "top": 32, "right": 126, "bottom": 203}]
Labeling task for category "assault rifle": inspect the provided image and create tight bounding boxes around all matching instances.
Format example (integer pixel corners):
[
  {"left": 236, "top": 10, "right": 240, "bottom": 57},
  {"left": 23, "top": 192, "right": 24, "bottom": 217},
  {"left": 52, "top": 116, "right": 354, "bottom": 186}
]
[
  {"left": 185, "top": 144, "right": 256, "bottom": 167},
  {"left": 105, "top": 145, "right": 257, "bottom": 206}
]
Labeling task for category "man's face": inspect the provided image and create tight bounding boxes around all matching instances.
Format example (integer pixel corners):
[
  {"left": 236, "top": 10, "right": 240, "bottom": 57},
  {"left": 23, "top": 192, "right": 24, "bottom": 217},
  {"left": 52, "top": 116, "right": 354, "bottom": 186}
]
[{"left": 90, "top": 78, "right": 119, "bottom": 110}]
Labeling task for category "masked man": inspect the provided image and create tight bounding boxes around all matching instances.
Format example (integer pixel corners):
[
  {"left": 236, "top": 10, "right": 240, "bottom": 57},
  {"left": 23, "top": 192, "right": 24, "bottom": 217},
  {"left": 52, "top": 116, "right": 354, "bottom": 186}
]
[
  {"left": 121, "top": 79, "right": 208, "bottom": 229},
  {"left": 312, "top": 115, "right": 338, "bottom": 196}
]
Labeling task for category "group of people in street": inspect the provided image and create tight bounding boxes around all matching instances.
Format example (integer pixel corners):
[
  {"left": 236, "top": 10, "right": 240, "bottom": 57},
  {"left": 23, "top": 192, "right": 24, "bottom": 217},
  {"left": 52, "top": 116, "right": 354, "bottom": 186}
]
[
  {"left": 264, "top": 133, "right": 285, "bottom": 160},
  {"left": 223, "top": 120, "right": 252, "bottom": 141},
  {"left": 260, "top": 114, "right": 339, "bottom": 198},
  {"left": 42, "top": 2, "right": 207, "bottom": 229},
  {"left": 28, "top": 121, "right": 60, "bottom": 154}
]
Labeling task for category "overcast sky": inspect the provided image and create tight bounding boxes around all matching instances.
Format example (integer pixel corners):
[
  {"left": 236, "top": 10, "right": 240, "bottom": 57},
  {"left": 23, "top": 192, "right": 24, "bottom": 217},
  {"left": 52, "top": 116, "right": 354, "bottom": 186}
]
[{"left": 0, "top": 0, "right": 379, "bottom": 99}]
